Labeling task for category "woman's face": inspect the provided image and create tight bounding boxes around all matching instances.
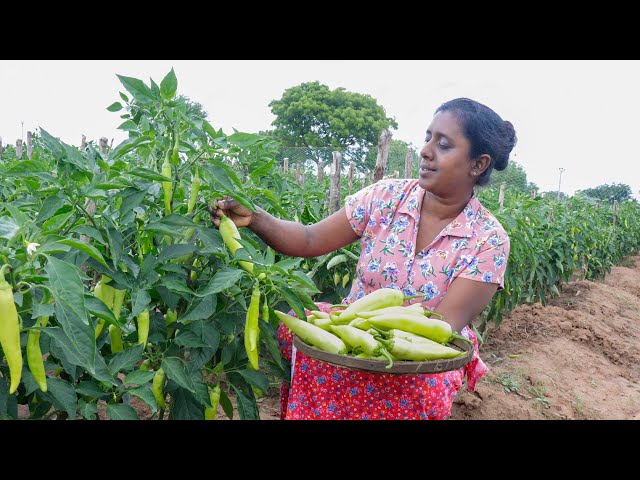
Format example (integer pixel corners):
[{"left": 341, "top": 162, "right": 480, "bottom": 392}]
[{"left": 418, "top": 110, "right": 476, "bottom": 196}]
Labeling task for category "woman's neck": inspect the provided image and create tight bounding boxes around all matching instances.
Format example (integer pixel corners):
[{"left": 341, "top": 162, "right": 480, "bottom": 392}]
[{"left": 421, "top": 189, "right": 473, "bottom": 221}]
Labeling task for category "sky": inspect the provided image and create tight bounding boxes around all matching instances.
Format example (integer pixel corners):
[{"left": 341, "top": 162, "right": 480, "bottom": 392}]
[{"left": 1, "top": 60, "right": 639, "bottom": 199}]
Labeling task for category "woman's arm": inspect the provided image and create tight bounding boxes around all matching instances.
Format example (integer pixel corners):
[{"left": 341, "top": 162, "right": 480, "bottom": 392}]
[
  {"left": 210, "top": 198, "right": 360, "bottom": 258},
  {"left": 433, "top": 278, "right": 499, "bottom": 333}
]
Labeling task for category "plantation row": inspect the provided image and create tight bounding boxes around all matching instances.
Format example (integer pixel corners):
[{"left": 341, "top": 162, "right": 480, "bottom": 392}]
[{"left": 0, "top": 70, "right": 638, "bottom": 419}]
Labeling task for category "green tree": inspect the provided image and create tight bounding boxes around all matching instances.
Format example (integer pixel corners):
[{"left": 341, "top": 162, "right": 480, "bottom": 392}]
[
  {"left": 488, "top": 161, "right": 538, "bottom": 193},
  {"left": 577, "top": 183, "right": 632, "bottom": 203},
  {"left": 268, "top": 81, "right": 397, "bottom": 171}
]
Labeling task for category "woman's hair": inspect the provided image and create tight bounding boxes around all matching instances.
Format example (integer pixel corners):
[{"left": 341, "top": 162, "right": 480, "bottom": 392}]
[{"left": 435, "top": 98, "right": 517, "bottom": 186}]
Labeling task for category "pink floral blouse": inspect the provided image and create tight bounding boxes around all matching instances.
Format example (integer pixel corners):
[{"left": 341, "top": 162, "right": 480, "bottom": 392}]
[{"left": 277, "top": 179, "right": 510, "bottom": 420}]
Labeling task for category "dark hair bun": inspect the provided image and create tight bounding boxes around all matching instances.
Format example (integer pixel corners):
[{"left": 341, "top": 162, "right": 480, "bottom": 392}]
[{"left": 494, "top": 121, "right": 517, "bottom": 171}]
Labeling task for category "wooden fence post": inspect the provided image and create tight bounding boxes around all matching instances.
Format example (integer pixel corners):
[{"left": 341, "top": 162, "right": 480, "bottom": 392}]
[
  {"left": 16, "top": 139, "right": 23, "bottom": 159},
  {"left": 99, "top": 137, "right": 109, "bottom": 155},
  {"left": 329, "top": 151, "right": 342, "bottom": 214},
  {"left": 372, "top": 129, "right": 392, "bottom": 183},
  {"left": 81, "top": 135, "right": 86, "bottom": 151},
  {"left": 283, "top": 157, "right": 289, "bottom": 174},
  {"left": 296, "top": 162, "right": 301, "bottom": 183},
  {"left": 26, "top": 131, "right": 33, "bottom": 159},
  {"left": 348, "top": 161, "right": 354, "bottom": 194},
  {"left": 317, "top": 159, "right": 325, "bottom": 183},
  {"left": 404, "top": 147, "right": 414, "bottom": 178},
  {"left": 613, "top": 200, "right": 618, "bottom": 227},
  {"left": 499, "top": 182, "right": 506, "bottom": 207},
  {"left": 531, "top": 189, "right": 537, "bottom": 199}
]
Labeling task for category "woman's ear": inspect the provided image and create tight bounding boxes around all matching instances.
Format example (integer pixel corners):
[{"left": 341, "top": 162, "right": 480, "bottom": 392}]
[{"left": 472, "top": 154, "right": 492, "bottom": 176}]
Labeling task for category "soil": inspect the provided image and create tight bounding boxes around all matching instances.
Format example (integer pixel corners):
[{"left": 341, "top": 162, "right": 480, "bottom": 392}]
[{"left": 24, "top": 255, "right": 640, "bottom": 420}]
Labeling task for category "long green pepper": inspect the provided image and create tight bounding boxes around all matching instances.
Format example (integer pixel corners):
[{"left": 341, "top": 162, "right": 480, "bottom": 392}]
[
  {"left": 27, "top": 315, "right": 49, "bottom": 392},
  {"left": 244, "top": 281, "right": 261, "bottom": 370},
  {"left": 0, "top": 264, "right": 22, "bottom": 394}
]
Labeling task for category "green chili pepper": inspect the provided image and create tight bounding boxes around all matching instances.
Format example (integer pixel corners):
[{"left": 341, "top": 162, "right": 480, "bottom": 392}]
[
  {"left": 0, "top": 264, "right": 22, "bottom": 394},
  {"left": 162, "top": 150, "right": 173, "bottom": 215},
  {"left": 152, "top": 368, "right": 166, "bottom": 409},
  {"left": 137, "top": 309, "right": 150, "bottom": 348},
  {"left": 367, "top": 313, "right": 471, "bottom": 345},
  {"left": 329, "top": 325, "right": 394, "bottom": 368},
  {"left": 332, "top": 289, "right": 423, "bottom": 324},
  {"left": 109, "top": 324, "right": 123, "bottom": 353},
  {"left": 204, "top": 384, "right": 221, "bottom": 420},
  {"left": 171, "top": 130, "right": 180, "bottom": 166},
  {"left": 355, "top": 304, "right": 425, "bottom": 319},
  {"left": 275, "top": 310, "right": 347, "bottom": 355},
  {"left": 139, "top": 359, "right": 151, "bottom": 371},
  {"left": 218, "top": 214, "right": 254, "bottom": 275},
  {"left": 93, "top": 276, "right": 115, "bottom": 338},
  {"left": 187, "top": 169, "right": 200, "bottom": 214},
  {"left": 244, "top": 281, "right": 261, "bottom": 370},
  {"left": 27, "top": 315, "right": 49, "bottom": 392},
  {"left": 376, "top": 336, "right": 463, "bottom": 361}
]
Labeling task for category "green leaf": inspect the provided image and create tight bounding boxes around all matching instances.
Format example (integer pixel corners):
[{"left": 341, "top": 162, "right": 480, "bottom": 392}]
[
  {"left": 230, "top": 384, "right": 259, "bottom": 420},
  {"left": 159, "top": 213, "right": 198, "bottom": 227},
  {"left": 145, "top": 222, "right": 177, "bottom": 236},
  {"left": 161, "top": 275, "right": 193, "bottom": 295},
  {"left": 41, "top": 210, "right": 74, "bottom": 235},
  {"left": 0, "top": 216, "right": 19, "bottom": 240},
  {"left": 236, "top": 369, "right": 270, "bottom": 393},
  {"left": 4, "top": 159, "right": 49, "bottom": 175},
  {"left": 107, "top": 403, "right": 139, "bottom": 420},
  {"left": 170, "top": 387, "right": 204, "bottom": 420},
  {"left": 57, "top": 238, "right": 108, "bottom": 267},
  {"left": 130, "top": 289, "right": 151, "bottom": 318},
  {"left": 174, "top": 331, "right": 210, "bottom": 348},
  {"left": 196, "top": 228, "right": 224, "bottom": 253},
  {"left": 62, "top": 144, "right": 89, "bottom": 172},
  {"left": 106, "top": 227, "right": 124, "bottom": 271},
  {"left": 290, "top": 270, "right": 321, "bottom": 294},
  {"left": 117, "top": 74, "right": 155, "bottom": 104},
  {"left": 289, "top": 284, "right": 319, "bottom": 311},
  {"left": 128, "top": 384, "right": 157, "bottom": 413},
  {"left": 119, "top": 91, "right": 129, "bottom": 102},
  {"left": 128, "top": 167, "right": 172, "bottom": 182},
  {"left": 181, "top": 295, "right": 216, "bottom": 322},
  {"left": 160, "top": 67, "right": 178, "bottom": 100},
  {"left": 119, "top": 190, "right": 146, "bottom": 218},
  {"left": 79, "top": 400, "right": 98, "bottom": 420},
  {"left": 195, "top": 268, "right": 244, "bottom": 297},
  {"left": 84, "top": 294, "right": 119, "bottom": 327},
  {"left": 158, "top": 244, "right": 196, "bottom": 263},
  {"left": 161, "top": 357, "right": 195, "bottom": 393},
  {"left": 277, "top": 286, "right": 307, "bottom": 321},
  {"left": 118, "top": 120, "right": 138, "bottom": 131},
  {"left": 124, "top": 370, "right": 156, "bottom": 385},
  {"left": 45, "top": 257, "right": 96, "bottom": 373},
  {"left": 228, "top": 132, "right": 262, "bottom": 147},
  {"left": 36, "top": 196, "right": 66, "bottom": 224},
  {"left": 44, "top": 377, "right": 78, "bottom": 419},
  {"left": 109, "top": 135, "right": 153, "bottom": 161},
  {"left": 39, "top": 128, "right": 66, "bottom": 158},
  {"left": 219, "top": 389, "right": 233, "bottom": 419},
  {"left": 107, "top": 102, "right": 123, "bottom": 112},
  {"left": 70, "top": 225, "right": 105, "bottom": 244},
  {"left": 75, "top": 381, "right": 107, "bottom": 399},
  {"left": 32, "top": 302, "right": 55, "bottom": 319},
  {"left": 108, "top": 344, "right": 144, "bottom": 374}
]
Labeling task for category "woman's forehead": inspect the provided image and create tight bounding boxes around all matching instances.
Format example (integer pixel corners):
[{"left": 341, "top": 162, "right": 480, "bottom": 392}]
[{"left": 427, "top": 110, "right": 464, "bottom": 137}]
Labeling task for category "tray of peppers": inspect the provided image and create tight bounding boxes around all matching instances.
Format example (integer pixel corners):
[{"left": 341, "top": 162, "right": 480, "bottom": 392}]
[{"left": 276, "top": 288, "right": 474, "bottom": 374}]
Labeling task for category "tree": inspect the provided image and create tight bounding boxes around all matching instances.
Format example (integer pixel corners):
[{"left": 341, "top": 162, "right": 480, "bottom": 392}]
[
  {"left": 268, "top": 81, "right": 397, "bottom": 172},
  {"left": 177, "top": 95, "right": 208, "bottom": 120},
  {"left": 577, "top": 183, "right": 632, "bottom": 203},
  {"left": 488, "top": 161, "right": 538, "bottom": 193}
]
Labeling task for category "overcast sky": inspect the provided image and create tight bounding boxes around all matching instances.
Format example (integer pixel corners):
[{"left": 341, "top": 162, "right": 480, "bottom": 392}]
[{"left": 1, "top": 60, "right": 639, "bottom": 199}]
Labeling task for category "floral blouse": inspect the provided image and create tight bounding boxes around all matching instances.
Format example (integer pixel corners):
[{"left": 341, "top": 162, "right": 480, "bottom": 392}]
[{"left": 277, "top": 179, "right": 510, "bottom": 420}]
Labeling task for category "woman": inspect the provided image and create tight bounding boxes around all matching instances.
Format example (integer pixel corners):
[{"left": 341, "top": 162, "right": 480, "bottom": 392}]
[{"left": 210, "top": 97, "right": 516, "bottom": 419}]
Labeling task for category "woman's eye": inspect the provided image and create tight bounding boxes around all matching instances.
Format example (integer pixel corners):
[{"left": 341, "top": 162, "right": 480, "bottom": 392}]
[{"left": 439, "top": 142, "right": 450, "bottom": 149}]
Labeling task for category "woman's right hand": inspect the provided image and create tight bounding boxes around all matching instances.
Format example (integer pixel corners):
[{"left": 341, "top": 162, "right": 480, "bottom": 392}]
[{"left": 209, "top": 196, "right": 255, "bottom": 229}]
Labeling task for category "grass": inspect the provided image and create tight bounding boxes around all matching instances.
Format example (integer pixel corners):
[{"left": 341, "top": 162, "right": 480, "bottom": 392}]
[{"left": 489, "top": 369, "right": 524, "bottom": 394}]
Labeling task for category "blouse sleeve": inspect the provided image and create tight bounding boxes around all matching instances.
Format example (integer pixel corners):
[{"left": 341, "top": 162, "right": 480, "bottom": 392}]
[
  {"left": 455, "top": 229, "right": 510, "bottom": 289},
  {"left": 343, "top": 181, "right": 383, "bottom": 237}
]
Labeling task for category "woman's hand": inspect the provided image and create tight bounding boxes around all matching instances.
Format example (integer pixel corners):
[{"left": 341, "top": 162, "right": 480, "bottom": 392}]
[{"left": 209, "top": 196, "right": 254, "bottom": 229}]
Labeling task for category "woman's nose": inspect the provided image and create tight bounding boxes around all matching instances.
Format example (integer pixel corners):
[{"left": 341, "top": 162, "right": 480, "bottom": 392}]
[{"left": 419, "top": 142, "right": 431, "bottom": 159}]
